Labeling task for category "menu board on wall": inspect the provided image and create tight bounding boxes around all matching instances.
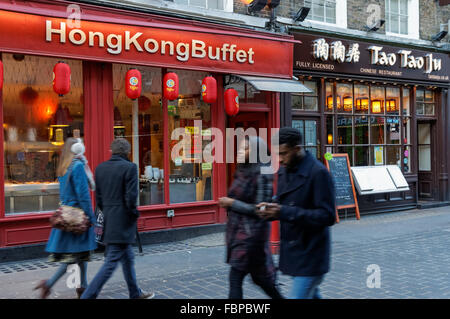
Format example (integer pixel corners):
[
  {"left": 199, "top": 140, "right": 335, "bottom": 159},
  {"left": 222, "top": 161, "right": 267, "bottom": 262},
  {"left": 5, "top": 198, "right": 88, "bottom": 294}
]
[{"left": 324, "top": 153, "right": 360, "bottom": 222}]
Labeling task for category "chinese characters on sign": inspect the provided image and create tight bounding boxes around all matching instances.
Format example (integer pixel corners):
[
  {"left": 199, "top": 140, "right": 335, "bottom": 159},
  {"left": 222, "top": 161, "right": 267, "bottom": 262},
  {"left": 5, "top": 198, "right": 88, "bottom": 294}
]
[
  {"left": 313, "top": 38, "right": 360, "bottom": 63},
  {"left": 312, "top": 38, "right": 443, "bottom": 74}
]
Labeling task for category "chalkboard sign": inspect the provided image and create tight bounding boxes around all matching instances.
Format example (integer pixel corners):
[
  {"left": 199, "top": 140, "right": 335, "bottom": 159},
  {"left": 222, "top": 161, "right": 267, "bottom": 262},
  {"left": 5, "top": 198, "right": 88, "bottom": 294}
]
[{"left": 324, "top": 153, "right": 360, "bottom": 222}]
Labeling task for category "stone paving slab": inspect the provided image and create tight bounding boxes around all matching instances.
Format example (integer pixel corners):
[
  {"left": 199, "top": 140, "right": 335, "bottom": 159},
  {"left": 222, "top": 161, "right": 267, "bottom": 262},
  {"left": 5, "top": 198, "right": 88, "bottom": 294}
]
[{"left": 1, "top": 207, "right": 450, "bottom": 299}]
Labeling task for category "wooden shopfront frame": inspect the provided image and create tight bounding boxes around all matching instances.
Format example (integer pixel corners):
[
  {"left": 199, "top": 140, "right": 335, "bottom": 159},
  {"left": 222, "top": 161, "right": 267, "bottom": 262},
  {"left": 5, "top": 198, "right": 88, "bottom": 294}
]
[{"left": 0, "top": 0, "right": 295, "bottom": 248}]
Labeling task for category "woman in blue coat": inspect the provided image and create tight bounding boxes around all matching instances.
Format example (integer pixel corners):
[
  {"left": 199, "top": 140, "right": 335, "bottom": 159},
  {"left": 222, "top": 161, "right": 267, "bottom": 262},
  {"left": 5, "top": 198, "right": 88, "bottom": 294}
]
[{"left": 34, "top": 137, "right": 97, "bottom": 298}]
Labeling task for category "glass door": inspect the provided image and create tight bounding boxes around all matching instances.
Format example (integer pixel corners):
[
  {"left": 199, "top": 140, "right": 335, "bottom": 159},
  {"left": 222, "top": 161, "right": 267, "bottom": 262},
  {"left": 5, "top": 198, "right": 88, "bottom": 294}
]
[{"left": 418, "top": 121, "right": 436, "bottom": 200}]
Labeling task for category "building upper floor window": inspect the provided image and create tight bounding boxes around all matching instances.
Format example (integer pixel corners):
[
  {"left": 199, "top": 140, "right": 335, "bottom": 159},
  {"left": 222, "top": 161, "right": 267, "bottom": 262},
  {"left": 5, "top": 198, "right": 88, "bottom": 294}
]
[
  {"left": 174, "top": 0, "right": 226, "bottom": 10},
  {"left": 306, "top": 0, "right": 337, "bottom": 24},
  {"left": 385, "top": 0, "right": 419, "bottom": 39},
  {"left": 385, "top": 0, "right": 408, "bottom": 35}
]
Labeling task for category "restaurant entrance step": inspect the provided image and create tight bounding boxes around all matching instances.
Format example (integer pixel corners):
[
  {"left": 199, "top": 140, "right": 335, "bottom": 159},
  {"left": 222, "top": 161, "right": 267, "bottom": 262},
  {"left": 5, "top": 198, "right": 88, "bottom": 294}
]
[{"left": 417, "top": 201, "right": 450, "bottom": 210}]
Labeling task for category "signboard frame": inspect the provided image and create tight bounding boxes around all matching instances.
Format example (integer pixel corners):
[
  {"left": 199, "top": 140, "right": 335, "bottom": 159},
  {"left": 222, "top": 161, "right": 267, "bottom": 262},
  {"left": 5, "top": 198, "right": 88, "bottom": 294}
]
[
  {"left": 324, "top": 153, "right": 360, "bottom": 222},
  {"left": 293, "top": 33, "right": 450, "bottom": 84}
]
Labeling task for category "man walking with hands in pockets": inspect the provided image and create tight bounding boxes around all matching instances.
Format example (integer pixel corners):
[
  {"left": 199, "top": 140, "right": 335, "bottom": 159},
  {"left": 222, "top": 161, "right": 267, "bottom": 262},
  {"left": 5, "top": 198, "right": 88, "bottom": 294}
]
[
  {"left": 81, "top": 138, "right": 154, "bottom": 299},
  {"left": 257, "top": 127, "right": 336, "bottom": 299}
]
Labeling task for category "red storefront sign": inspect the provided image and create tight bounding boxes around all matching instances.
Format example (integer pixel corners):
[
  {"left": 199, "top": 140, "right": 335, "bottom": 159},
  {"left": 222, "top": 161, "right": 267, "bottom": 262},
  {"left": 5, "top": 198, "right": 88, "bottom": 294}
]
[{"left": 0, "top": 10, "right": 294, "bottom": 78}]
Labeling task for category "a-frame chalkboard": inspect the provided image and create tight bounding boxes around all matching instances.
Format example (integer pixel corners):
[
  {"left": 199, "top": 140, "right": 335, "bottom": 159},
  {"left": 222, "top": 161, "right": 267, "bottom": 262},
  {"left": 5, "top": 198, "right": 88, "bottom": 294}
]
[{"left": 324, "top": 153, "right": 360, "bottom": 223}]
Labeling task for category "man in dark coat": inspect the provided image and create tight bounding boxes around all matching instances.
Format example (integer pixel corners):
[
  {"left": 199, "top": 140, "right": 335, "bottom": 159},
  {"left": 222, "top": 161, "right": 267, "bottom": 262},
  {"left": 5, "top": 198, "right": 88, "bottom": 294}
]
[
  {"left": 81, "top": 138, "right": 154, "bottom": 299},
  {"left": 257, "top": 127, "right": 336, "bottom": 299}
]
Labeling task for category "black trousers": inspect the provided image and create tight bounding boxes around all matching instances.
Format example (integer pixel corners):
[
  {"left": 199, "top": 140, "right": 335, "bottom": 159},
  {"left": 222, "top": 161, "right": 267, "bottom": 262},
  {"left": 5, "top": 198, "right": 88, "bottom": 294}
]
[{"left": 228, "top": 266, "right": 283, "bottom": 299}]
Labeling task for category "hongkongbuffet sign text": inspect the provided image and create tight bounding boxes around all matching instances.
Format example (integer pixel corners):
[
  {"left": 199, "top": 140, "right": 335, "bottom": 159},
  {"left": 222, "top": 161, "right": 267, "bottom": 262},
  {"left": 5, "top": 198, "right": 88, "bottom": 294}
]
[{"left": 0, "top": 10, "right": 294, "bottom": 78}]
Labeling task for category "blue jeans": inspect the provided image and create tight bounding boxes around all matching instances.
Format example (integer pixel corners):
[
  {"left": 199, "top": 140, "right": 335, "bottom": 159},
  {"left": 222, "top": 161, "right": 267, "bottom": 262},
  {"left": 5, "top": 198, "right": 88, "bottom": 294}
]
[
  {"left": 81, "top": 244, "right": 141, "bottom": 299},
  {"left": 289, "top": 275, "right": 324, "bottom": 299}
]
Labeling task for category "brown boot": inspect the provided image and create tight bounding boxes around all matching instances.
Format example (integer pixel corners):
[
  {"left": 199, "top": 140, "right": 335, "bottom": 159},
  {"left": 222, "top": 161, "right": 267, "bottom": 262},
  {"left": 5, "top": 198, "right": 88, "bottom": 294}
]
[
  {"left": 33, "top": 280, "right": 51, "bottom": 299},
  {"left": 76, "top": 287, "right": 85, "bottom": 299}
]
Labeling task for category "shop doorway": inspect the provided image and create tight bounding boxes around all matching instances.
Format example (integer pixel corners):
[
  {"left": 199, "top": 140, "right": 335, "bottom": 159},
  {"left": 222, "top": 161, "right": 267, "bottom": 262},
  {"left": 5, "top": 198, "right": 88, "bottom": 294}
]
[
  {"left": 417, "top": 121, "right": 437, "bottom": 200},
  {"left": 227, "top": 112, "right": 268, "bottom": 188}
]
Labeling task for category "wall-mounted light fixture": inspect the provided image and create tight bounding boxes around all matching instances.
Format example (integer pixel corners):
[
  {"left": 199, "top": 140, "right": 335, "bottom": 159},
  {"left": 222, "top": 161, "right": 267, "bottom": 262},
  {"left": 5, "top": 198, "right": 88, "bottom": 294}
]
[
  {"left": 365, "top": 19, "right": 385, "bottom": 32},
  {"left": 293, "top": 6, "right": 310, "bottom": 22},
  {"left": 247, "top": 0, "right": 268, "bottom": 14},
  {"left": 432, "top": 30, "right": 448, "bottom": 42}
]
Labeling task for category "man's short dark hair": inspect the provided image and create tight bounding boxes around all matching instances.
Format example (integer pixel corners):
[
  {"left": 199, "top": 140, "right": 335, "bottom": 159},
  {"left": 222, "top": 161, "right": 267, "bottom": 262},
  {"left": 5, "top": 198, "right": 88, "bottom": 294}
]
[
  {"left": 111, "top": 138, "right": 131, "bottom": 155},
  {"left": 278, "top": 127, "right": 303, "bottom": 147}
]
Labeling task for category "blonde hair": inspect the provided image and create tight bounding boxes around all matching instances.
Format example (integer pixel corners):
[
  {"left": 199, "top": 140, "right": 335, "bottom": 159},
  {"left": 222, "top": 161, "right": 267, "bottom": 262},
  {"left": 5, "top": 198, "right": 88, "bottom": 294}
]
[{"left": 56, "top": 137, "right": 78, "bottom": 177}]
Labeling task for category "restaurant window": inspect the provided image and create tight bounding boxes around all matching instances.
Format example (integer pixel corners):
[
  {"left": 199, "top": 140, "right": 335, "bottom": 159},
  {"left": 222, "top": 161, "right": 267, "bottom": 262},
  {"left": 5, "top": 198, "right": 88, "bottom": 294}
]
[
  {"left": 112, "top": 64, "right": 164, "bottom": 206},
  {"left": 168, "top": 70, "right": 213, "bottom": 204},
  {"left": 326, "top": 81, "right": 410, "bottom": 170},
  {"left": 416, "top": 88, "right": 436, "bottom": 116},
  {"left": 2, "top": 54, "right": 84, "bottom": 215},
  {"left": 292, "top": 81, "right": 318, "bottom": 111},
  {"left": 336, "top": 83, "right": 352, "bottom": 113},
  {"left": 306, "top": 0, "right": 337, "bottom": 24},
  {"left": 325, "top": 81, "right": 334, "bottom": 112},
  {"left": 354, "top": 84, "right": 369, "bottom": 114}
]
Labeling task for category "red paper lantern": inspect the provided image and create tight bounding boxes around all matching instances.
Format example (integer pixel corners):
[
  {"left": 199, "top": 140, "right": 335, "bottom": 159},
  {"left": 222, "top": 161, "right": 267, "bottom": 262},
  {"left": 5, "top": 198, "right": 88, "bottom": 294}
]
[
  {"left": 125, "top": 69, "right": 142, "bottom": 100},
  {"left": 53, "top": 62, "right": 71, "bottom": 96},
  {"left": 138, "top": 96, "right": 151, "bottom": 112},
  {"left": 0, "top": 60, "right": 3, "bottom": 90},
  {"left": 224, "top": 88, "right": 239, "bottom": 116},
  {"left": 201, "top": 76, "right": 217, "bottom": 104},
  {"left": 163, "top": 72, "right": 179, "bottom": 101}
]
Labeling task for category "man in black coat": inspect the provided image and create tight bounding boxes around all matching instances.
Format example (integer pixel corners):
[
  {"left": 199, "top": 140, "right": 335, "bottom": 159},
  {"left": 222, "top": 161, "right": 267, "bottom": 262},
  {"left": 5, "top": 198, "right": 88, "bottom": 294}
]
[
  {"left": 81, "top": 138, "right": 154, "bottom": 299},
  {"left": 257, "top": 127, "right": 336, "bottom": 299}
]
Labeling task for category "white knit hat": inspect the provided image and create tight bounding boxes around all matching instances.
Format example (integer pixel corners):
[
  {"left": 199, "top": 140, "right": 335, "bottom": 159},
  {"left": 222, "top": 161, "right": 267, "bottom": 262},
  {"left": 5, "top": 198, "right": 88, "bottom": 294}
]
[{"left": 71, "top": 138, "right": 85, "bottom": 155}]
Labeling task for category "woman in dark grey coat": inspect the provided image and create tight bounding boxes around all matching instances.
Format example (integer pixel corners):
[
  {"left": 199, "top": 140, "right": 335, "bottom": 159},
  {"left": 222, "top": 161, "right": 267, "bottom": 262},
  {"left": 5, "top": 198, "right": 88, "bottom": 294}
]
[{"left": 219, "top": 136, "right": 283, "bottom": 299}]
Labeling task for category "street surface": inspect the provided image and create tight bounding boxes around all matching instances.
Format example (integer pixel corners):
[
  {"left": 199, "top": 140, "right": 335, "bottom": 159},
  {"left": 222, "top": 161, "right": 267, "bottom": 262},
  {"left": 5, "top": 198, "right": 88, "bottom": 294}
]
[{"left": 0, "top": 206, "right": 450, "bottom": 299}]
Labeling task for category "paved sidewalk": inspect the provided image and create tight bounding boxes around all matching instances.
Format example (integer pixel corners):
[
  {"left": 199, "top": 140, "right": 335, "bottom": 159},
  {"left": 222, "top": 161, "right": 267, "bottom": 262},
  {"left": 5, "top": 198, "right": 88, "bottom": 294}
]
[{"left": 1, "top": 207, "right": 450, "bottom": 299}]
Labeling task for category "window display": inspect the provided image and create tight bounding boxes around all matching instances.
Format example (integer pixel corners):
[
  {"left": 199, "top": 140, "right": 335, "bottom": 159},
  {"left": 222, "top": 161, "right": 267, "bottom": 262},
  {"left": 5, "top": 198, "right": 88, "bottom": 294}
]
[
  {"left": 324, "top": 80, "right": 411, "bottom": 169},
  {"left": 112, "top": 64, "right": 164, "bottom": 206},
  {"left": 168, "top": 70, "right": 213, "bottom": 204},
  {"left": 2, "top": 54, "right": 84, "bottom": 215}
]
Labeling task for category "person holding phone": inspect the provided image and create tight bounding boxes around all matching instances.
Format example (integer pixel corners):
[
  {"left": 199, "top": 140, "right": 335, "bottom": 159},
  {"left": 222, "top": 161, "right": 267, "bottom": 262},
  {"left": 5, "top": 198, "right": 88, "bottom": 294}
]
[{"left": 257, "top": 127, "right": 336, "bottom": 299}]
